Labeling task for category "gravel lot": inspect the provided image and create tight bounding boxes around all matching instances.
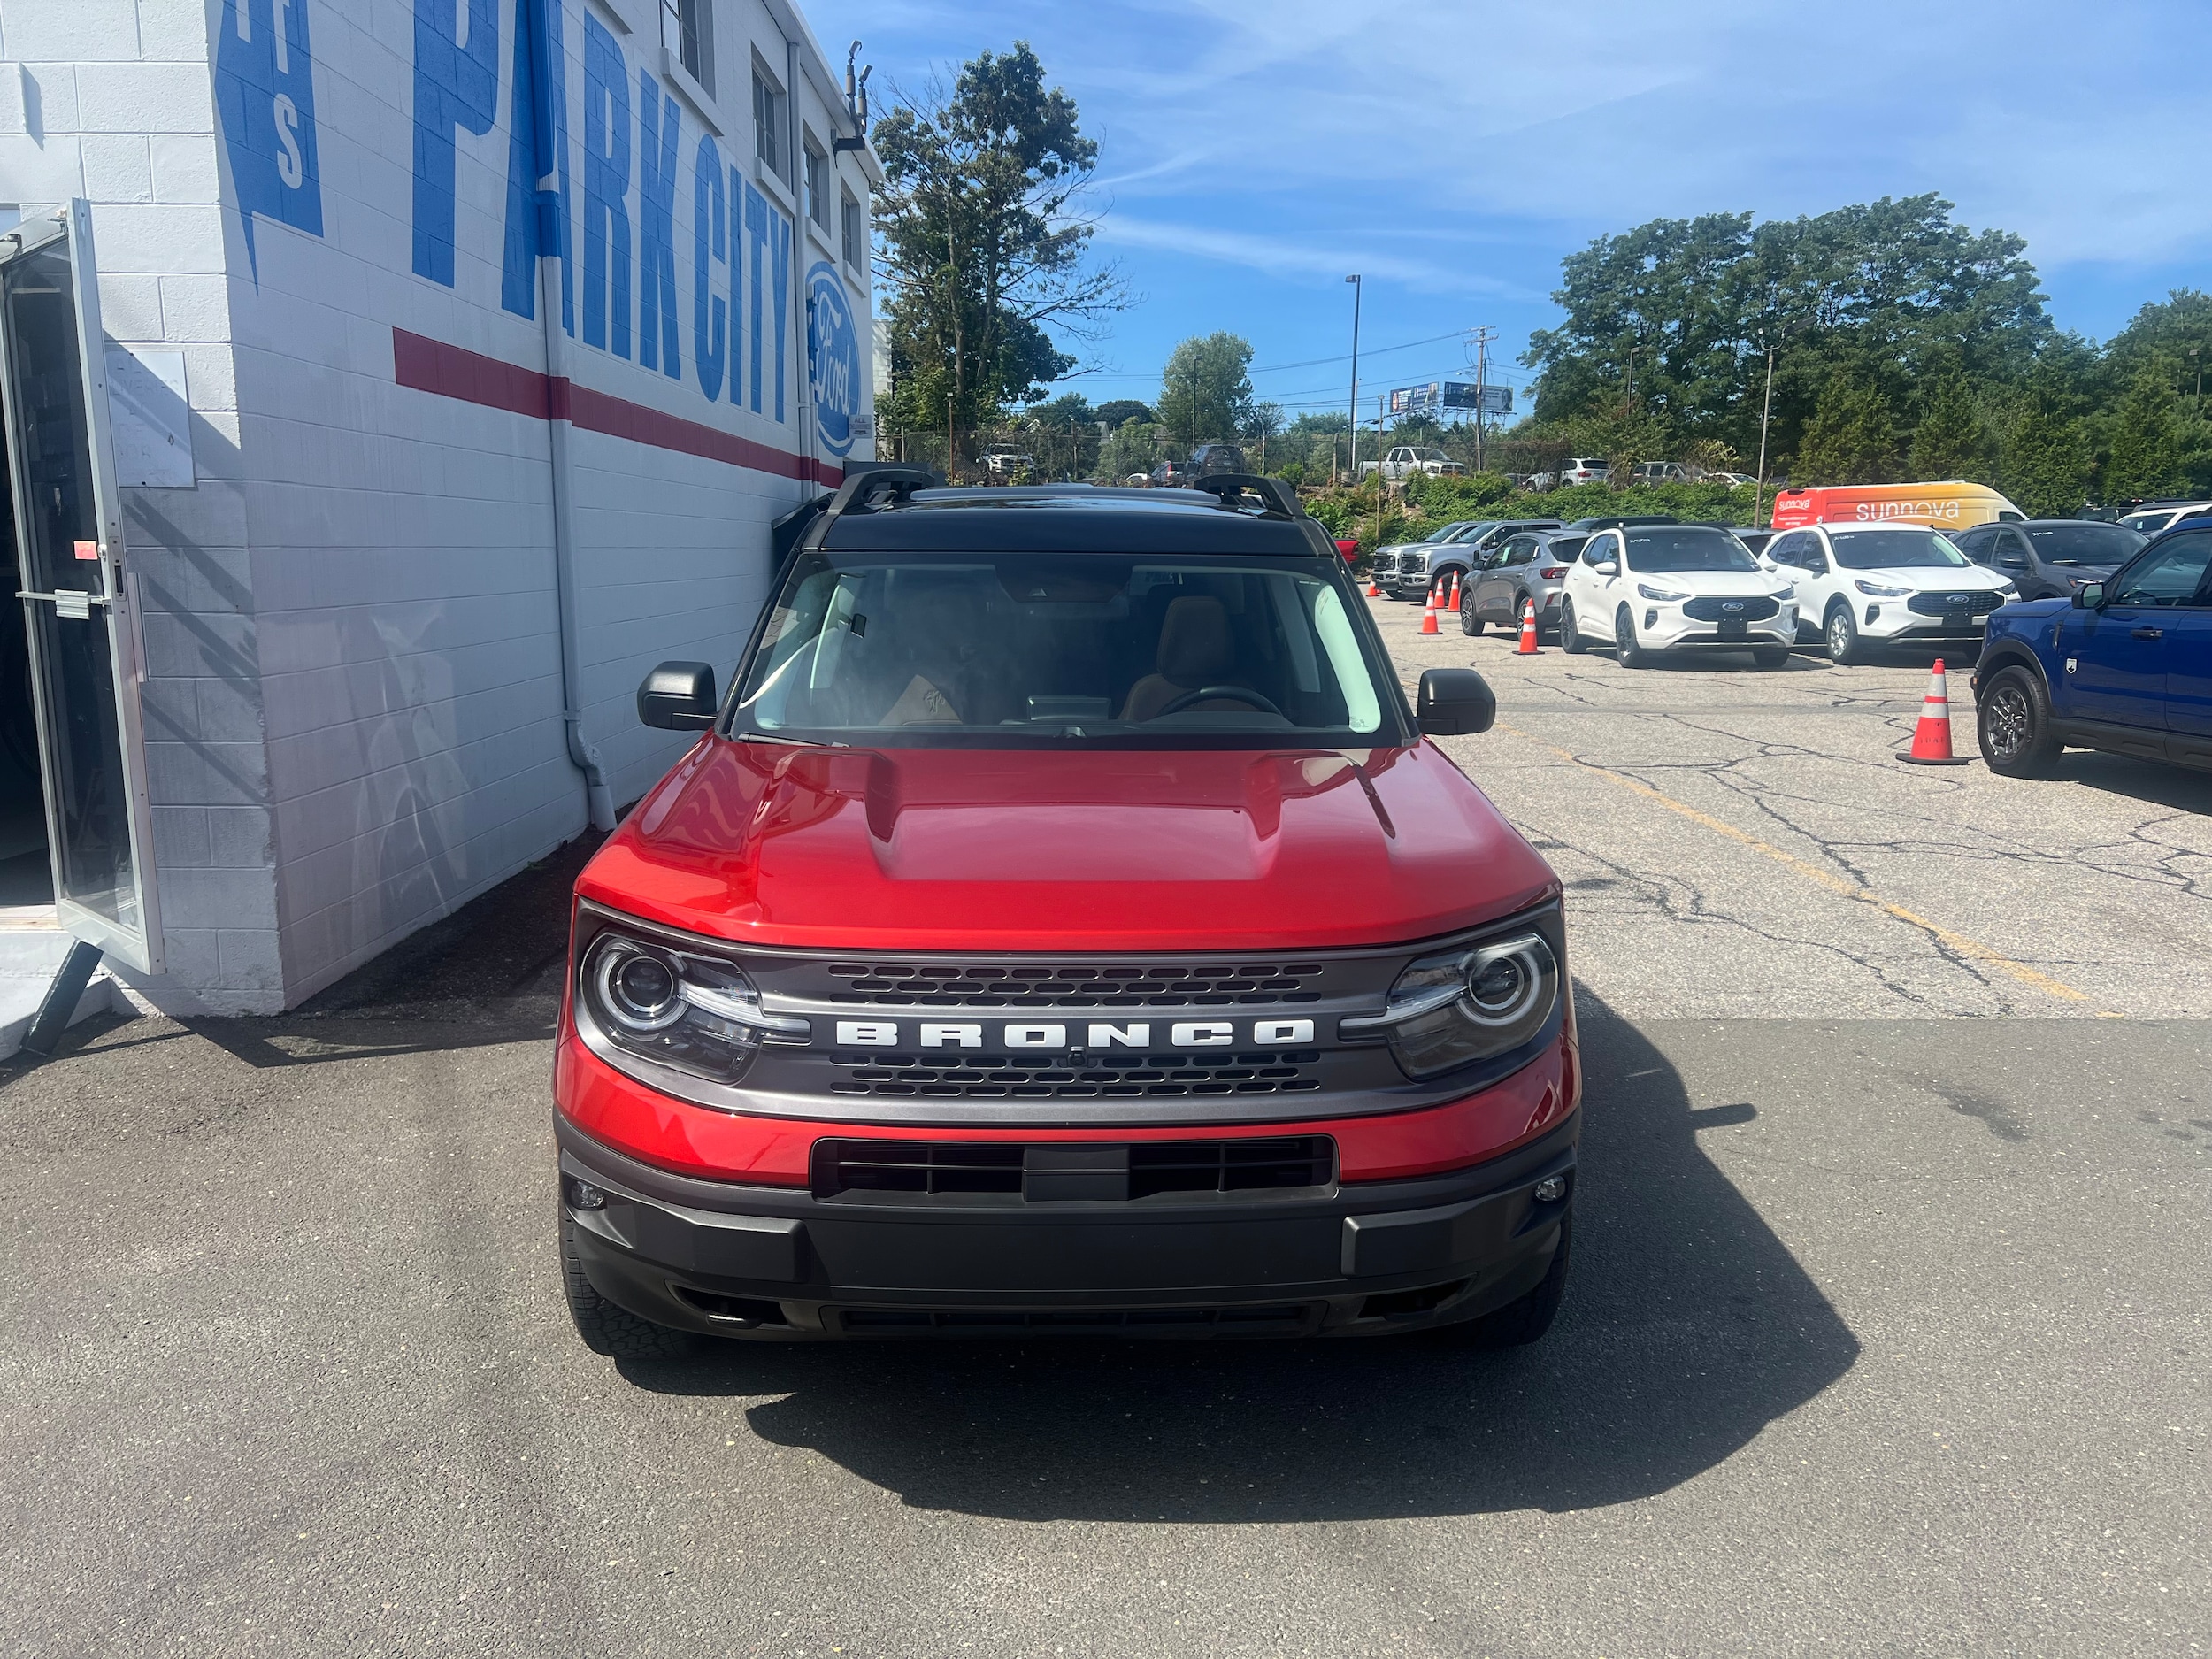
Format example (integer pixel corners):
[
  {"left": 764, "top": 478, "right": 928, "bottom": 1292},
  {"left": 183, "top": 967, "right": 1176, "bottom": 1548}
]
[{"left": 1, "top": 604, "right": 2207, "bottom": 1658}]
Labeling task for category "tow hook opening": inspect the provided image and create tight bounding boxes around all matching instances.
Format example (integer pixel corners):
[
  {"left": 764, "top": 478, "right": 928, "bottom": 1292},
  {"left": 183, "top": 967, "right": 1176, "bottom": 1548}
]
[{"left": 1358, "top": 1279, "right": 1469, "bottom": 1321}]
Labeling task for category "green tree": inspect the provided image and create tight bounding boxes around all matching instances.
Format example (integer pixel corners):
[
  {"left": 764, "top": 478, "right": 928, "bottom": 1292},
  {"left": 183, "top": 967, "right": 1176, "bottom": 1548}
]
[
  {"left": 1793, "top": 371, "right": 1900, "bottom": 484},
  {"left": 1909, "top": 370, "right": 1988, "bottom": 480},
  {"left": 872, "top": 43, "right": 1126, "bottom": 470},
  {"left": 1094, "top": 398, "right": 1155, "bottom": 427},
  {"left": 1158, "top": 333, "right": 1256, "bottom": 449},
  {"left": 2103, "top": 355, "right": 2189, "bottom": 502},
  {"left": 1098, "top": 418, "right": 1157, "bottom": 481},
  {"left": 2104, "top": 290, "right": 2212, "bottom": 402},
  {"left": 1995, "top": 373, "right": 2092, "bottom": 516}
]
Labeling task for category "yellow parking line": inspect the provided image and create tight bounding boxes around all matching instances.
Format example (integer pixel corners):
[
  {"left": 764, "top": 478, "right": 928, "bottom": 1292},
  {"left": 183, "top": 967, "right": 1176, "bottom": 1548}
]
[{"left": 1494, "top": 720, "right": 2116, "bottom": 1012}]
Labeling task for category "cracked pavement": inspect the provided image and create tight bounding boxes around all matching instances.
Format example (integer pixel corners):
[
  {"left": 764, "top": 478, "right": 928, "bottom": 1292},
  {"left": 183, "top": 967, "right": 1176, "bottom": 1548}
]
[
  {"left": 0, "top": 605, "right": 2206, "bottom": 1657},
  {"left": 1381, "top": 594, "right": 2212, "bottom": 1019}
]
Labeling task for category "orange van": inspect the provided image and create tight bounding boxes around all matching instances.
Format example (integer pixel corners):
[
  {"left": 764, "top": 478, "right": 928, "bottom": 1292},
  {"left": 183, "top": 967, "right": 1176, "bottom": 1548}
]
[{"left": 1768, "top": 481, "right": 2024, "bottom": 532}]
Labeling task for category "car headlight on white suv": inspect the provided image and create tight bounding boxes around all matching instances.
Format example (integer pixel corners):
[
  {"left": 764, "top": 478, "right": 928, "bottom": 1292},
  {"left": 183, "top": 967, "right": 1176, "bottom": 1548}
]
[
  {"left": 1771, "top": 583, "right": 1795, "bottom": 601},
  {"left": 1853, "top": 580, "right": 1911, "bottom": 597},
  {"left": 1636, "top": 583, "right": 1690, "bottom": 603}
]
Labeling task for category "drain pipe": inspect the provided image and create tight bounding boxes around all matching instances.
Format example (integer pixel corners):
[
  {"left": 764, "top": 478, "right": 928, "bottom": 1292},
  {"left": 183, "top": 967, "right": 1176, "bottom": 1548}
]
[
  {"left": 539, "top": 269, "right": 615, "bottom": 831},
  {"left": 527, "top": 8, "right": 614, "bottom": 831}
]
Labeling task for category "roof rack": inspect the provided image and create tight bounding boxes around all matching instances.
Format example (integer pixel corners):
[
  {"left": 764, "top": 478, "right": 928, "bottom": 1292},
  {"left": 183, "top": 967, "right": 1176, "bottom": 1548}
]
[
  {"left": 1187, "top": 473, "right": 1302, "bottom": 518},
  {"left": 785, "top": 465, "right": 942, "bottom": 557}
]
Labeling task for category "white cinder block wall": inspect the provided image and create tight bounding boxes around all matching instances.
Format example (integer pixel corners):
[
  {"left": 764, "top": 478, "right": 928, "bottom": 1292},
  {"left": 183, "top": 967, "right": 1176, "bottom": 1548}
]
[{"left": 1, "top": 0, "right": 873, "bottom": 1012}]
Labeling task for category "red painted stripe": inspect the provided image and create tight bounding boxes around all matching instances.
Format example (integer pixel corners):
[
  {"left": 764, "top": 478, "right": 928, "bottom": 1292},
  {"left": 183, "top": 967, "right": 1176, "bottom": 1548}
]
[{"left": 391, "top": 327, "right": 843, "bottom": 486}]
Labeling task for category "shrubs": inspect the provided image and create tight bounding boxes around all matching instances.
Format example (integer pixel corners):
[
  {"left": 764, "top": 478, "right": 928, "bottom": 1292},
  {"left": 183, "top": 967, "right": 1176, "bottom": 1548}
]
[{"left": 1300, "top": 474, "right": 1763, "bottom": 552}]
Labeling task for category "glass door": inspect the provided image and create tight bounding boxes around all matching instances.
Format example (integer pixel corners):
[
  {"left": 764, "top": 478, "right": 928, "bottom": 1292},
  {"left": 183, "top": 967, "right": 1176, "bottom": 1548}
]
[{"left": 0, "top": 203, "right": 163, "bottom": 973}]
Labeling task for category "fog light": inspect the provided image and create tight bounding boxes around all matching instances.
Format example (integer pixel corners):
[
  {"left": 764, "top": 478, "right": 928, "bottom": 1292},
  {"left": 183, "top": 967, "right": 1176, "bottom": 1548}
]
[
  {"left": 565, "top": 1178, "right": 607, "bottom": 1211},
  {"left": 1644, "top": 608, "right": 1658, "bottom": 629},
  {"left": 1532, "top": 1175, "right": 1568, "bottom": 1202},
  {"left": 1865, "top": 604, "right": 1880, "bottom": 625}
]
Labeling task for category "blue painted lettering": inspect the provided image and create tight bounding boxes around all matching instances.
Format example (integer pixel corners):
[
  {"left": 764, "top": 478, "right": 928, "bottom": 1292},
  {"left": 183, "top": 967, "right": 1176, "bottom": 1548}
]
[
  {"left": 411, "top": 0, "right": 500, "bottom": 286},
  {"left": 580, "top": 16, "right": 631, "bottom": 357},
  {"left": 692, "top": 135, "right": 726, "bottom": 403},
  {"left": 741, "top": 182, "right": 768, "bottom": 414},
  {"left": 768, "top": 207, "right": 789, "bottom": 423},
  {"left": 500, "top": 0, "right": 571, "bottom": 331},
  {"left": 635, "top": 69, "right": 681, "bottom": 378},
  {"left": 216, "top": 0, "right": 323, "bottom": 281}
]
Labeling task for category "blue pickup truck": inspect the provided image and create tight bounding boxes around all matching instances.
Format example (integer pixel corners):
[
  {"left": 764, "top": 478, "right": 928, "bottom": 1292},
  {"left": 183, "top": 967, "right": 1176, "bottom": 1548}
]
[{"left": 1973, "top": 523, "right": 2212, "bottom": 776}]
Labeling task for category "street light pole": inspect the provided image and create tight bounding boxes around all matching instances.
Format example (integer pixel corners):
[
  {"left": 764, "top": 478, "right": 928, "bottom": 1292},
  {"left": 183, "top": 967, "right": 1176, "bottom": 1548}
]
[
  {"left": 1344, "top": 274, "right": 1363, "bottom": 486},
  {"left": 1751, "top": 331, "right": 1783, "bottom": 530}
]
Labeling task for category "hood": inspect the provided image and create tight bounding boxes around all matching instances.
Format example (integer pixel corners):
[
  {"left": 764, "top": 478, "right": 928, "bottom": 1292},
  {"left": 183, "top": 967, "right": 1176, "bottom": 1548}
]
[
  {"left": 1840, "top": 565, "right": 2011, "bottom": 590},
  {"left": 1636, "top": 569, "right": 1792, "bottom": 597},
  {"left": 577, "top": 740, "right": 1560, "bottom": 954}
]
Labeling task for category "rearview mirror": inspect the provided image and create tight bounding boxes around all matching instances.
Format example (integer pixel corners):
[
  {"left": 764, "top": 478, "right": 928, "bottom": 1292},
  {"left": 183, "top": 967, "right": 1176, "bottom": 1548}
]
[
  {"left": 638, "top": 660, "right": 718, "bottom": 729},
  {"left": 1417, "top": 667, "right": 1496, "bottom": 737},
  {"left": 2072, "top": 582, "right": 2103, "bottom": 610}
]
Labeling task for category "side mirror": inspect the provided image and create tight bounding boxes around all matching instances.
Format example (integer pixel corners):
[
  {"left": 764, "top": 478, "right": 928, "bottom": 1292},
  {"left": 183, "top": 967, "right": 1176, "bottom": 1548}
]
[
  {"left": 1417, "top": 667, "right": 1496, "bottom": 737},
  {"left": 1999, "top": 554, "right": 2028, "bottom": 569},
  {"left": 2072, "top": 582, "right": 2103, "bottom": 610},
  {"left": 1594, "top": 559, "right": 1618, "bottom": 577},
  {"left": 1805, "top": 556, "right": 1828, "bottom": 573},
  {"left": 638, "top": 660, "right": 718, "bottom": 729}
]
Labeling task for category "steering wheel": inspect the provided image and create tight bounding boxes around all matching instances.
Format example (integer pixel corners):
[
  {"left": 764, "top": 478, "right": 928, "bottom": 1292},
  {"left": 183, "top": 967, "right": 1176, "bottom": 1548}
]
[{"left": 1152, "top": 685, "right": 1283, "bottom": 718}]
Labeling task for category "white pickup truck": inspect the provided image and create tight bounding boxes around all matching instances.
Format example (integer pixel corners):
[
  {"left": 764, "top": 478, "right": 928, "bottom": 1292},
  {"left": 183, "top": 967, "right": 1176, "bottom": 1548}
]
[{"left": 1361, "top": 445, "right": 1467, "bottom": 481}]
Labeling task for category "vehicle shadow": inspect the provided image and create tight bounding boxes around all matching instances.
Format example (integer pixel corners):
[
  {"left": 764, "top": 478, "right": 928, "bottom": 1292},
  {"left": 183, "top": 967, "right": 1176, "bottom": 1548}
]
[
  {"left": 618, "top": 990, "right": 1860, "bottom": 1519},
  {"left": 2039, "top": 749, "right": 2212, "bottom": 815}
]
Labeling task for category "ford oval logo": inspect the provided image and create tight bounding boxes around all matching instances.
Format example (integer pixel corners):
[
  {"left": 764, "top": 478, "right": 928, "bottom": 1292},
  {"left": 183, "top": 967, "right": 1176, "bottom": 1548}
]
[
  {"left": 1722, "top": 601, "right": 1743, "bottom": 612},
  {"left": 1947, "top": 595, "right": 1968, "bottom": 606}
]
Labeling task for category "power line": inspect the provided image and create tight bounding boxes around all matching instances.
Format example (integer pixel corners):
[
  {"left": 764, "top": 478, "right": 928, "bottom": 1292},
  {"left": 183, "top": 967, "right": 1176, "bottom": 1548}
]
[{"left": 1057, "top": 328, "right": 1482, "bottom": 387}]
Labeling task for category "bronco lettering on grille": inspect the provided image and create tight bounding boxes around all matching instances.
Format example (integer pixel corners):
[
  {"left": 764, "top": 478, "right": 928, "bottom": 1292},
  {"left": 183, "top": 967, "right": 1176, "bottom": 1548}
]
[{"left": 832, "top": 1018, "right": 1317, "bottom": 1050}]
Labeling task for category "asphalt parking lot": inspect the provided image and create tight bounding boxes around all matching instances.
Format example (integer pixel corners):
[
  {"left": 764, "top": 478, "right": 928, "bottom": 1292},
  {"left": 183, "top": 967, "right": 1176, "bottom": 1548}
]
[{"left": 3, "top": 607, "right": 2208, "bottom": 1657}]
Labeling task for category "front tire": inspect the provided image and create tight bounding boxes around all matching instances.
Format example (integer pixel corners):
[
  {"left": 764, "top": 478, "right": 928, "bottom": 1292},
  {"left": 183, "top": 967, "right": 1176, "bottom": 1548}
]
[
  {"left": 1978, "top": 664, "right": 2063, "bottom": 777},
  {"left": 561, "top": 1205, "right": 703, "bottom": 1359},
  {"left": 1825, "top": 602, "right": 1870, "bottom": 666},
  {"left": 1615, "top": 606, "right": 1652, "bottom": 669},
  {"left": 1559, "top": 598, "right": 1586, "bottom": 654},
  {"left": 1460, "top": 597, "right": 1485, "bottom": 636}
]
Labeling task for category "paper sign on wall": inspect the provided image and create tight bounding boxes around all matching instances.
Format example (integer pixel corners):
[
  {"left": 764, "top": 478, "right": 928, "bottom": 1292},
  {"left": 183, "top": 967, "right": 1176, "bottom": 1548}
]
[{"left": 105, "top": 346, "right": 195, "bottom": 488}]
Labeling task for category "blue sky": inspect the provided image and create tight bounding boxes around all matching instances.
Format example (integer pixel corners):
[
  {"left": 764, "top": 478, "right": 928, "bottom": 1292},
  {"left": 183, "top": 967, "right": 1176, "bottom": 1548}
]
[{"left": 830, "top": 0, "right": 2211, "bottom": 423}]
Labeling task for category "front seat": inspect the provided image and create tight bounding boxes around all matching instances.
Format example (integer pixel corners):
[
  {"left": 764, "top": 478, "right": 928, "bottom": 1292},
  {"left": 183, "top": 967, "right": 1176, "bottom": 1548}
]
[{"left": 1120, "top": 595, "right": 1248, "bottom": 721}]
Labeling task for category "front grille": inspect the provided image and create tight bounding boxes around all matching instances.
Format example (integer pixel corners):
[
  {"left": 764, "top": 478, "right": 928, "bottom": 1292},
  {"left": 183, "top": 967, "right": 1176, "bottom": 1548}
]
[
  {"left": 827, "top": 1049, "right": 1325, "bottom": 1098},
  {"left": 820, "top": 962, "right": 1326, "bottom": 1007},
  {"left": 812, "top": 1135, "right": 1335, "bottom": 1200},
  {"left": 1907, "top": 591, "right": 2002, "bottom": 618},
  {"left": 1682, "top": 595, "right": 1779, "bottom": 621},
  {"left": 835, "top": 1303, "right": 1318, "bottom": 1333}
]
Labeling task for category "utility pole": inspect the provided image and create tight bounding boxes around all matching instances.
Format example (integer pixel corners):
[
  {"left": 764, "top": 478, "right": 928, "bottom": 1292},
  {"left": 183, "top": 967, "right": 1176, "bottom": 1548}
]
[
  {"left": 1751, "top": 330, "right": 1783, "bottom": 530},
  {"left": 1373, "top": 394, "right": 1386, "bottom": 549},
  {"left": 1344, "top": 274, "right": 1363, "bottom": 486},
  {"left": 1469, "top": 325, "right": 1497, "bottom": 474}
]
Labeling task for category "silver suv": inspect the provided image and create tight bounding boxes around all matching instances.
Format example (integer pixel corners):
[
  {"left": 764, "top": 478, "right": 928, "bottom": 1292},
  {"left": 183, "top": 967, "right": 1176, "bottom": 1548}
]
[{"left": 1463, "top": 529, "right": 1591, "bottom": 639}]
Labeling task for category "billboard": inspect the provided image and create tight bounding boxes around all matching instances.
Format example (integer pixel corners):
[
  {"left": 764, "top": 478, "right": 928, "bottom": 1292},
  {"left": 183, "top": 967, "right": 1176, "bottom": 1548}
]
[
  {"left": 1388, "top": 383, "right": 1437, "bottom": 415},
  {"left": 1443, "top": 381, "right": 1511, "bottom": 415}
]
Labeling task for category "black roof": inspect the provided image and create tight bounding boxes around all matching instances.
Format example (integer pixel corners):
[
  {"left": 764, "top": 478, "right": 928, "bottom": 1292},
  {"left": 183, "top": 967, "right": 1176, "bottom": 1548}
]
[{"left": 804, "top": 472, "right": 1340, "bottom": 557}]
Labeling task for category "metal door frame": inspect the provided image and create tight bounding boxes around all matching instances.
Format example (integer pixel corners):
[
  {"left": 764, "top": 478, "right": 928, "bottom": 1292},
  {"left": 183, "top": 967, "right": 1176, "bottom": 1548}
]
[{"left": 0, "top": 200, "right": 165, "bottom": 973}]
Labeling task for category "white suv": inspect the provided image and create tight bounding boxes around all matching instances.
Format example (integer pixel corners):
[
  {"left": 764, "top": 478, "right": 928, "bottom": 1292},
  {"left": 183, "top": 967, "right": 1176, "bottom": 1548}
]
[
  {"left": 1760, "top": 523, "right": 2016, "bottom": 664},
  {"left": 1559, "top": 525, "right": 1798, "bottom": 668}
]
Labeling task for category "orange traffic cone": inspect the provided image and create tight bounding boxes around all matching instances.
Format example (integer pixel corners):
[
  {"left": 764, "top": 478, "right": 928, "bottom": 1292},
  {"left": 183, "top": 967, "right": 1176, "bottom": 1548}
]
[
  {"left": 1901, "top": 659, "right": 1970, "bottom": 765},
  {"left": 1446, "top": 571, "right": 1461, "bottom": 611},
  {"left": 1516, "top": 596, "right": 1541, "bottom": 655},
  {"left": 1419, "top": 588, "right": 1440, "bottom": 634},
  {"left": 1365, "top": 576, "right": 1380, "bottom": 598}
]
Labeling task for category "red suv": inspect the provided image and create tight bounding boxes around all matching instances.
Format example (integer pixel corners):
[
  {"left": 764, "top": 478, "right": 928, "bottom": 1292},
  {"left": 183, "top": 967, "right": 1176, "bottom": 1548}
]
[{"left": 556, "top": 472, "right": 1579, "bottom": 1353}]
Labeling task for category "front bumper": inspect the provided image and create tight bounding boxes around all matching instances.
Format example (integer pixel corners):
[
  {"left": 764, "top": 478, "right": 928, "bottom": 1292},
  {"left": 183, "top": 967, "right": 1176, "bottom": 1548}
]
[
  {"left": 557, "top": 1112, "right": 1577, "bottom": 1340},
  {"left": 1854, "top": 604, "right": 1993, "bottom": 643},
  {"left": 1632, "top": 605, "right": 1796, "bottom": 650}
]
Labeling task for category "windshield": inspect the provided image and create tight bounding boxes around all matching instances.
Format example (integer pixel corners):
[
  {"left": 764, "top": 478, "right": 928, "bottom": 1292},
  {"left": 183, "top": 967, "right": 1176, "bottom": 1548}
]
[
  {"left": 2025, "top": 523, "right": 2146, "bottom": 565},
  {"left": 732, "top": 552, "right": 1402, "bottom": 749},
  {"left": 1829, "top": 529, "right": 1970, "bottom": 570},
  {"left": 2120, "top": 511, "right": 2175, "bottom": 534},
  {"left": 1424, "top": 521, "right": 1478, "bottom": 542},
  {"left": 1621, "top": 527, "right": 1758, "bottom": 573}
]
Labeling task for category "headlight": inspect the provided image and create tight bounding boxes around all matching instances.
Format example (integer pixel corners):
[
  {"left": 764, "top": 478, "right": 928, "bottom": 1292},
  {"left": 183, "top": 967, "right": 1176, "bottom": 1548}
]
[
  {"left": 1853, "top": 580, "right": 1910, "bottom": 597},
  {"left": 1637, "top": 583, "right": 1690, "bottom": 603},
  {"left": 1994, "top": 585, "right": 2018, "bottom": 601},
  {"left": 1342, "top": 932, "right": 1559, "bottom": 1080},
  {"left": 577, "top": 925, "right": 806, "bottom": 1085},
  {"left": 1772, "top": 583, "right": 1795, "bottom": 601}
]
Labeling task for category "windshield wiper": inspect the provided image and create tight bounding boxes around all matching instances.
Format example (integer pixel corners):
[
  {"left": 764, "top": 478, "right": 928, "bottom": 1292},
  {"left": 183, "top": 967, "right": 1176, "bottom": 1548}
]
[{"left": 734, "top": 731, "right": 849, "bottom": 749}]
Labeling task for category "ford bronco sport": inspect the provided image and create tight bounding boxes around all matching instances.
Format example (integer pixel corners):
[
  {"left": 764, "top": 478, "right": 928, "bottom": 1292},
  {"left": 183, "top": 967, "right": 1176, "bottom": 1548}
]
[{"left": 555, "top": 471, "right": 1579, "bottom": 1353}]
